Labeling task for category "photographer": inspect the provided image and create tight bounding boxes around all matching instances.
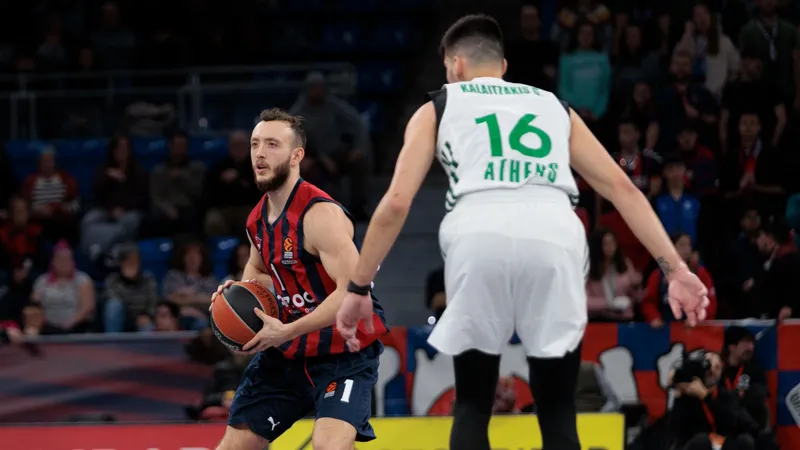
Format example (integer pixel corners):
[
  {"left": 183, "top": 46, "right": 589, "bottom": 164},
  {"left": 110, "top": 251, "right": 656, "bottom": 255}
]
[
  {"left": 721, "top": 327, "right": 778, "bottom": 450},
  {"left": 670, "top": 351, "right": 758, "bottom": 450}
]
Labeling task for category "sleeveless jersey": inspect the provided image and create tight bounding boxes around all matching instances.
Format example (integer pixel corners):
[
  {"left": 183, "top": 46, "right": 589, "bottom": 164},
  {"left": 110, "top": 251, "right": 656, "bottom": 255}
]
[
  {"left": 429, "top": 77, "right": 579, "bottom": 211},
  {"left": 245, "top": 179, "right": 388, "bottom": 358}
]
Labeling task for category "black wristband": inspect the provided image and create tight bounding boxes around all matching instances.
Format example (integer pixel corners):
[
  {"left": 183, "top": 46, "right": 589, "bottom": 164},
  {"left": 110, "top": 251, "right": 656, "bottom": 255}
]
[{"left": 347, "top": 280, "right": 371, "bottom": 295}]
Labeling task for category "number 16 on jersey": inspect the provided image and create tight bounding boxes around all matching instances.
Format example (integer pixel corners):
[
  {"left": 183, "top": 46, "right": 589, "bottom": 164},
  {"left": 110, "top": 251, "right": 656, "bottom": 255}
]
[{"left": 475, "top": 113, "right": 559, "bottom": 184}]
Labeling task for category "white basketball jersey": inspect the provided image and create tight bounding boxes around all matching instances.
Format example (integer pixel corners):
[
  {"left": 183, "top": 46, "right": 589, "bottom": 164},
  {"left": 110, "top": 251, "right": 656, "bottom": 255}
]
[{"left": 431, "top": 77, "right": 579, "bottom": 211}]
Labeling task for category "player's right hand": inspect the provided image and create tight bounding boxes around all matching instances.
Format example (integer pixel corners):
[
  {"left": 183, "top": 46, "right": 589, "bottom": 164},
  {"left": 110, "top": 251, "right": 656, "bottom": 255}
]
[
  {"left": 209, "top": 279, "right": 255, "bottom": 311},
  {"left": 667, "top": 266, "right": 710, "bottom": 327}
]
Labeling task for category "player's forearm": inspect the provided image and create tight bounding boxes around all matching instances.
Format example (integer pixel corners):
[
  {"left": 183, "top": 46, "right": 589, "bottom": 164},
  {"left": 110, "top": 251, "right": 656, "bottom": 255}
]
[
  {"left": 242, "top": 262, "right": 272, "bottom": 286},
  {"left": 608, "top": 183, "right": 684, "bottom": 276},
  {"left": 351, "top": 197, "right": 409, "bottom": 285},
  {"left": 284, "top": 288, "right": 344, "bottom": 340}
]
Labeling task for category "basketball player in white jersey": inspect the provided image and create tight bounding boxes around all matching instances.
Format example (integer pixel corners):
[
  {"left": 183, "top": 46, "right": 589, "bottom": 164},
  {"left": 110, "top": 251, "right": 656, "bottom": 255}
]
[{"left": 337, "top": 14, "right": 709, "bottom": 450}]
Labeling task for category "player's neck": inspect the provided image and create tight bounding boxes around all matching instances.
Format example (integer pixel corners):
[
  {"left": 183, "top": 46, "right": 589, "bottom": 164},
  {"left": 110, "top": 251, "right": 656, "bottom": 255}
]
[
  {"left": 463, "top": 68, "right": 503, "bottom": 82},
  {"left": 266, "top": 174, "right": 301, "bottom": 215}
]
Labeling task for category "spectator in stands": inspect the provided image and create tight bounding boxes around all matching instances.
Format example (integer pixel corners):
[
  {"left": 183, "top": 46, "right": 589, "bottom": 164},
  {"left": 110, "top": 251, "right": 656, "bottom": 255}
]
[
  {"left": 675, "top": 3, "right": 741, "bottom": 99},
  {"left": 162, "top": 241, "right": 217, "bottom": 330},
  {"left": 654, "top": 11, "right": 680, "bottom": 65},
  {"left": 425, "top": 266, "right": 445, "bottom": 323},
  {"left": 616, "top": 81, "right": 660, "bottom": 151},
  {"left": 91, "top": 1, "right": 135, "bottom": 70},
  {"left": 224, "top": 243, "right": 250, "bottom": 282},
  {"left": 720, "top": 327, "right": 770, "bottom": 432},
  {"left": 148, "top": 131, "right": 205, "bottom": 236},
  {"left": 551, "top": 0, "right": 612, "bottom": 51},
  {"left": 193, "top": 352, "right": 253, "bottom": 421},
  {"left": 738, "top": 0, "right": 800, "bottom": 108},
  {"left": 720, "top": 52, "right": 787, "bottom": 150},
  {"left": 655, "top": 156, "right": 701, "bottom": 244},
  {"left": 749, "top": 217, "right": 799, "bottom": 320},
  {"left": 289, "top": 72, "right": 371, "bottom": 220},
  {"left": 0, "top": 269, "right": 26, "bottom": 328},
  {"left": 103, "top": 243, "right": 158, "bottom": 332},
  {"left": 0, "top": 148, "right": 17, "bottom": 221},
  {"left": 203, "top": 130, "right": 260, "bottom": 238},
  {"left": 504, "top": 3, "right": 559, "bottom": 91},
  {"left": 642, "top": 232, "right": 717, "bottom": 327},
  {"left": 18, "top": 302, "right": 67, "bottom": 337},
  {"left": 612, "top": 23, "right": 659, "bottom": 93},
  {"left": 721, "top": 113, "right": 786, "bottom": 220},
  {"left": 558, "top": 21, "right": 612, "bottom": 127},
  {"left": 0, "top": 196, "right": 49, "bottom": 300},
  {"left": 146, "top": 300, "right": 182, "bottom": 332},
  {"left": 22, "top": 147, "right": 80, "bottom": 243},
  {"left": 31, "top": 240, "right": 95, "bottom": 333},
  {"left": 596, "top": 119, "right": 662, "bottom": 223},
  {"left": 722, "top": 205, "right": 764, "bottom": 318},
  {"left": 657, "top": 51, "right": 719, "bottom": 148},
  {"left": 36, "top": 13, "right": 67, "bottom": 71},
  {"left": 81, "top": 135, "right": 147, "bottom": 260},
  {"left": 677, "top": 123, "right": 718, "bottom": 197},
  {"left": 585, "top": 229, "right": 640, "bottom": 321}
]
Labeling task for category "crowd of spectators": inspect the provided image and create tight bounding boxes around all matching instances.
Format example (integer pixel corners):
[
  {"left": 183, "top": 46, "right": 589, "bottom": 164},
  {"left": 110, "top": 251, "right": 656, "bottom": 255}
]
[{"left": 428, "top": 0, "right": 800, "bottom": 328}]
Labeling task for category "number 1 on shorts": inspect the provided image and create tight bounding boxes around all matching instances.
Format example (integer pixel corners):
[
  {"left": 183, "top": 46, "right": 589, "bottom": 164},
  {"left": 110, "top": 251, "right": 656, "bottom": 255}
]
[{"left": 341, "top": 379, "right": 354, "bottom": 403}]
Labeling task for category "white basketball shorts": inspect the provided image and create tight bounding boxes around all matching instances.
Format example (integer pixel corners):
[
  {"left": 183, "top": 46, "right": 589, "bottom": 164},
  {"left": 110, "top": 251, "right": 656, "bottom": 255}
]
[{"left": 428, "top": 187, "right": 588, "bottom": 358}]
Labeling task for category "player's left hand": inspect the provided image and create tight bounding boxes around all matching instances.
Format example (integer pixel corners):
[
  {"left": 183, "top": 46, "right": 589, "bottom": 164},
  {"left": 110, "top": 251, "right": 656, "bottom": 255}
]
[
  {"left": 337, "top": 292, "right": 374, "bottom": 352},
  {"left": 242, "top": 308, "right": 290, "bottom": 354}
]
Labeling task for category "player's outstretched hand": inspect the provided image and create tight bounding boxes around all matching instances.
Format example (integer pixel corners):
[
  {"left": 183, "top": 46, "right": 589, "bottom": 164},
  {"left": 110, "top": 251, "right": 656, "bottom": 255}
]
[
  {"left": 209, "top": 279, "right": 256, "bottom": 311},
  {"left": 667, "top": 266, "right": 710, "bottom": 327},
  {"left": 337, "top": 292, "right": 375, "bottom": 352}
]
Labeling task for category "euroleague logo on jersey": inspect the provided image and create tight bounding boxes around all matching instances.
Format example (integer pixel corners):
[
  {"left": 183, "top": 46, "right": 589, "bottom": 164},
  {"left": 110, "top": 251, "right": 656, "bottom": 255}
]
[{"left": 282, "top": 237, "right": 297, "bottom": 265}]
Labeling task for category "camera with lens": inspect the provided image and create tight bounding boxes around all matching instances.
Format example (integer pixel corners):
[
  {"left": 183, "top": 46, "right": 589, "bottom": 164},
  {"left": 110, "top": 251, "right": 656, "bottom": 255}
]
[{"left": 671, "top": 349, "right": 711, "bottom": 385}]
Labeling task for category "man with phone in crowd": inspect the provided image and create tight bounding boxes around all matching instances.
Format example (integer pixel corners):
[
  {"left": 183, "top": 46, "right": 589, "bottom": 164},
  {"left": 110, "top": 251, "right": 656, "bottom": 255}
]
[{"left": 670, "top": 350, "right": 758, "bottom": 450}]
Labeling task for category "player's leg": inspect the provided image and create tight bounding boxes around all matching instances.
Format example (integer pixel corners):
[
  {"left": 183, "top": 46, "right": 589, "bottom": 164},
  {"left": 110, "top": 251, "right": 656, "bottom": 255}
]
[
  {"left": 513, "top": 237, "right": 587, "bottom": 450},
  {"left": 429, "top": 233, "right": 515, "bottom": 450},
  {"left": 309, "top": 342, "right": 383, "bottom": 450},
  {"left": 451, "top": 349, "right": 501, "bottom": 450},
  {"left": 218, "top": 352, "right": 313, "bottom": 450}
]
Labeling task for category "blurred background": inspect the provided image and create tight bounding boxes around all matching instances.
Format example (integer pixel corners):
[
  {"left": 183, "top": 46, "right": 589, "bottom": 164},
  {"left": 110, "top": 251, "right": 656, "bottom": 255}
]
[{"left": 1, "top": 0, "right": 800, "bottom": 449}]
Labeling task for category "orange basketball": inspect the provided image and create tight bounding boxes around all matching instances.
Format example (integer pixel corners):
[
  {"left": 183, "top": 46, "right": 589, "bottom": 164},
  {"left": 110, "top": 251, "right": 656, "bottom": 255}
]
[{"left": 210, "top": 281, "right": 281, "bottom": 351}]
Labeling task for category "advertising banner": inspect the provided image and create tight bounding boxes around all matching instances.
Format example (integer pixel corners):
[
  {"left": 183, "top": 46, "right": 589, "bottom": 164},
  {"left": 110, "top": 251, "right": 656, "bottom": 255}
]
[
  {"left": 0, "top": 414, "right": 624, "bottom": 450},
  {"left": 0, "top": 323, "right": 798, "bottom": 447}
]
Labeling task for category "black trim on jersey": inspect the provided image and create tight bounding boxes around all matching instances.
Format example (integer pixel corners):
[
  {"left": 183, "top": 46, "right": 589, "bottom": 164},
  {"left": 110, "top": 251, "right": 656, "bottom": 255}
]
[
  {"left": 557, "top": 98, "right": 570, "bottom": 116},
  {"left": 427, "top": 88, "right": 447, "bottom": 129}
]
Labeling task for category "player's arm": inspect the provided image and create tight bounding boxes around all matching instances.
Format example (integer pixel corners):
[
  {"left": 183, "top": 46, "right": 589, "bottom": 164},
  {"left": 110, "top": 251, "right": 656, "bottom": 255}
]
[
  {"left": 241, "top": 233, "right": 273, "bottom": 286},
  {"left": 283, "top": 202, "right": 358, "bottom": 340},
  {"left": 350, "top": 102, "right": 436, "bottom": 286},
  {"left": 568, "top": 108, "right": 684, "bottom": 276}
]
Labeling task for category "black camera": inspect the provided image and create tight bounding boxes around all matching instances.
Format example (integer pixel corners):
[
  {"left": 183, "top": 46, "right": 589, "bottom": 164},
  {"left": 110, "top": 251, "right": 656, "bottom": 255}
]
[{"left": 671, "top": 349, "right": 711, "bottom": 385}]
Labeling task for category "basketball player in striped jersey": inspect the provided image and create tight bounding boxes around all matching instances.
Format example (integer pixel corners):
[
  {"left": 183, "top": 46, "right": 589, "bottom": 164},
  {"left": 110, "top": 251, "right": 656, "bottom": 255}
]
[
  {"left": 337, "top": 15, "right": 709, "bottom": 450},
  {"left": 212, "top": 108, "right": 388, "bottom": 450}
]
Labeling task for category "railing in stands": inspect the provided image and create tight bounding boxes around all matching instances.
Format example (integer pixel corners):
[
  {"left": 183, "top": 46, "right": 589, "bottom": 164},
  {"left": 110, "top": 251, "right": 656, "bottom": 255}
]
[{"left": 1, "top": 63, "right": 358, "bottom": 139}]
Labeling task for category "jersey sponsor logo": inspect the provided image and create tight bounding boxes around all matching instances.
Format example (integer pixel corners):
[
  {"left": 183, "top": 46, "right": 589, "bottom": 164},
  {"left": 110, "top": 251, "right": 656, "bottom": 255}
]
[
  {"left": 281, "top": 237, "right": 296, "bottom": 265},
  {"left": 275, "top": 290, "right": 317, "bottom": 314}
]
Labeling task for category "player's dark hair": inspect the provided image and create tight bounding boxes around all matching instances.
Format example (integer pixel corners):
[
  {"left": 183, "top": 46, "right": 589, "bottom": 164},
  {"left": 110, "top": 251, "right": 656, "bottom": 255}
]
[
  {"left": 258, "top": 108, "right": 307, "bottom": 148},
  {"left": 439, "top": 14, "right": 504, "bottom": 64}
]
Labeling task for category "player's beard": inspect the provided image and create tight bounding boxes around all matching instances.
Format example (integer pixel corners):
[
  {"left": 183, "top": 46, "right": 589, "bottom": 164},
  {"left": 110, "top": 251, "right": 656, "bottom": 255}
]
[{"left": 256, "top": 157, "right": 291, "bottom": 193}]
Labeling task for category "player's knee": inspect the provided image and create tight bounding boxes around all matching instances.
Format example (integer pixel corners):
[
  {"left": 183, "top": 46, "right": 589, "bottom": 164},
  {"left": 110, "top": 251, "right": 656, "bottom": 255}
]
[
  {"left": 216, "top": 424, "right": 269, "bottom": 450},
  {"left": 311, "top": 418, "right": 356, "bottom": 450}
]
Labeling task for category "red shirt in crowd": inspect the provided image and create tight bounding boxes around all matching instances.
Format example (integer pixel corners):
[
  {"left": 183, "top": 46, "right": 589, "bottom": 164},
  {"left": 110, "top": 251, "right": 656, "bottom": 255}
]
[{"left": 641, "top": 262, "right": 718, "bottom": 323}]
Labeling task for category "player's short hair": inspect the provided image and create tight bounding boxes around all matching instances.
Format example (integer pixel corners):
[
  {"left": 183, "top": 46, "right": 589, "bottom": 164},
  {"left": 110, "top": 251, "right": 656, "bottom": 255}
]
[
  {"left": 258, "top": 108, "right": 307, "bottom": 148},
  {"left": 439, "top": 14, "right": 504, "bottom": 64}
]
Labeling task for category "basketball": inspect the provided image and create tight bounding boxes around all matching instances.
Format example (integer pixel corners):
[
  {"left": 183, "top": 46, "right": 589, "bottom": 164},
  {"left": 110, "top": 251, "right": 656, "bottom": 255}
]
[{"left": 210, "top": 281, "right": 281, "bottom": 351}]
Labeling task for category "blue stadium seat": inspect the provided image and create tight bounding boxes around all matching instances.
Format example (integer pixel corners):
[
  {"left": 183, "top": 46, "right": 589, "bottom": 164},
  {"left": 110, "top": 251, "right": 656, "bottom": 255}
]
[
  {"left": 209, "top": 236, "right": 239, "bottom": 279},
  {"left": 132, "top": 137, "right": 168, "bottom": 172},
  {"left": 137, "top": 238, "right": 174, "bottom": 283},
  {"left": 190, "top": 136, "right": 229, "bottom": 168},
  {"left": 321, "top": 23, "right": 363, "bottom": 53},
  {"left": 6, "top": 140, "right": 47, "bottom": 181},
  {"left": 369, "top": 21, "right": 413, "bottom": 51},
  {"left": 356, "top": 99, "right": 386, "bottom": 134},
  {"left": 357, "top": 63, "right": 404, "bottom": 93}
]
